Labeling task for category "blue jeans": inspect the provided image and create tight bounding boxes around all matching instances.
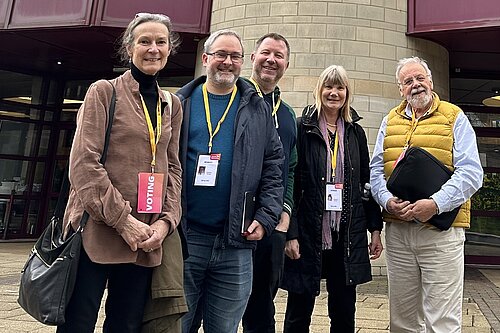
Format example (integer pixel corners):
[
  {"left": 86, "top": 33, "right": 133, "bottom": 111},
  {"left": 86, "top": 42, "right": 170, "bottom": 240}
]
[
  {"left": 243, "top": 229, "right": 287, "bottom": 333},
  {"left": 182, "top": 227, "right": 253, "bottom": 333}
]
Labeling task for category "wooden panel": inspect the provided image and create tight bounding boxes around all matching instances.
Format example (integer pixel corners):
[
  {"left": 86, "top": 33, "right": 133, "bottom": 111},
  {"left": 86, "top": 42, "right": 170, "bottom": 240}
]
[
  {"left": 7, "top": 0, "right": 93, "bottom": 28},
  {"left": 408, "top": 0, "right": 500, "bottom": 33},
  {"left": 0, "top": 0, "right": 13, "bottom": 28},
  {"left": 97, "top": 0, "right": 212, "bottom": 34}
]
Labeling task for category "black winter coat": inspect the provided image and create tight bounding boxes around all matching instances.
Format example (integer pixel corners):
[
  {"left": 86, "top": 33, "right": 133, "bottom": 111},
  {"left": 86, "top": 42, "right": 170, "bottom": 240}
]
[{"left": 281, "top": 105, "right": 383, "bottom": 296}]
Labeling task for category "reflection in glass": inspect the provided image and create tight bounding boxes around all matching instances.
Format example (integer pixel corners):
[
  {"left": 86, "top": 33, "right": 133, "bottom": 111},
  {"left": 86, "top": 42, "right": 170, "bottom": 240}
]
[
  {"left": 0, "top": 120, "right": 37, "bottom": 156},
  {"left": 7, "top": 199, "right": 25, "bottom": 236},
  {"left": 52, "top": 160, "right": 68, "bottom": 193},
  {"left": 57, "top": 129, "right": 75, "bottom": 155},
  {"left": 26, "top": 200, "right": 40, "bottom": 235},
  {"left": 465, "top": 112, "right": 500, "bottom": 128},
  {"left": 32, "top": 162, "right": 45, "bottom": 193},
  {"left": 477, "top": 137, "right": 500, "bottom": 168},
  {"left": 0, "top": 160, "right": 30, "bottom": 194},
  {"left": 38, "top": 125, "right": 51, "bottom": 156}
]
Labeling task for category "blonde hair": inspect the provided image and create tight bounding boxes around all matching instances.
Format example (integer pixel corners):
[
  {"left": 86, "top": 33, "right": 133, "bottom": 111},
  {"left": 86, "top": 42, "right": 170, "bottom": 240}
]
[{"left": 313, "top": 65, "right": 352, "bottom": 123}]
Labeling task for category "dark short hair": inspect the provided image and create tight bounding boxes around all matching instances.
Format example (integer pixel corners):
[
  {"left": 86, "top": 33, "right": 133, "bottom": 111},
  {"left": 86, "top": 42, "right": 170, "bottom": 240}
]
[{"left": 255, "top": 33, "right": 290, "bottom": 59}]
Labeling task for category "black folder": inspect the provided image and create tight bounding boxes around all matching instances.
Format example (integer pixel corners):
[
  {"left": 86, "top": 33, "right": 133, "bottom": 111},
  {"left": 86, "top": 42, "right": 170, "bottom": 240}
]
[
  {"left": 241, "top": 191, "right": 255, "bottom": 236},
  {"left": 386, "top": 147, "right": 460, "bottom": 230}
]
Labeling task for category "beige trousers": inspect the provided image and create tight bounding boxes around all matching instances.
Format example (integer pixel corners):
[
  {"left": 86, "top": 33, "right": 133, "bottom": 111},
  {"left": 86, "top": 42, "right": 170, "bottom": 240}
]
[{"left": 385, "top": 222, "right": 465, "bottom": 333}]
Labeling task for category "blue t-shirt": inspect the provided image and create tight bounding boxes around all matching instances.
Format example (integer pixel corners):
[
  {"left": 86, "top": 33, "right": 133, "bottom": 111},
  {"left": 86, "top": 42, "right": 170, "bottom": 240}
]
[{"left": 185, "top": 84, "right": 240, "bottom": 232}]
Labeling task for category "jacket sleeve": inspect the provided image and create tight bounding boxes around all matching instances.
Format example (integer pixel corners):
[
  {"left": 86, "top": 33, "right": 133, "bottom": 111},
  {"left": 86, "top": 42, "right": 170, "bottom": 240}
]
[
  {"left": 158, "top": 94, "right": 183, "bottom": 234},
  {"left": 69, "top": 81, "right": 132, "bottom": 231},
  {"left": 283, "top": 144, "right": 297, "bottom": 216},
  {"left": 287, "top": 116, "right": 304, "bottom": 240},
  {"left": 254, "top": 101, "right": 285, "bottom": 237},
  {"left": 355, "top": 123, "right": 383, "bottom": 232}
]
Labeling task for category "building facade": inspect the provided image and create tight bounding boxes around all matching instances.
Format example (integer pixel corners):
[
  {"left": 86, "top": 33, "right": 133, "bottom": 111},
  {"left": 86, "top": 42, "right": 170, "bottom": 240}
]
[{"left": 0, "top": 0, "right": 498, "bottom": 263}]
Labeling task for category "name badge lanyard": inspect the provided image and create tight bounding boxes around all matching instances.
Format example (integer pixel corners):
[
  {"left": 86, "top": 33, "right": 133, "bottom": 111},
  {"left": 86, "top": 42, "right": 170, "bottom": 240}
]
[
  {"left": 249, "top": 78, "right": 281, "bottom": 128},
  {"left": 330, "top": 132, "right": 339, "bottom": 182},
  {"left": 140, "top": 96, "right": 162, "bottom": 173},
  {"left": 202, "top": 83, "right": 238, "bottom": 154}
]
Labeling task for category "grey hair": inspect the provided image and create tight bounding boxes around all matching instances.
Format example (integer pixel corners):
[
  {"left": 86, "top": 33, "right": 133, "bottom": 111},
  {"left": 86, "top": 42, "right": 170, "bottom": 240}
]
[
  {"left": 203, "top": 29, "right": 244, "bottom": 54},
  {"left": 396, "top": 57, "right": 433, "bottom": 83},
  {"left": 118, "top": 13, "right": 181, "bottom": 64}
]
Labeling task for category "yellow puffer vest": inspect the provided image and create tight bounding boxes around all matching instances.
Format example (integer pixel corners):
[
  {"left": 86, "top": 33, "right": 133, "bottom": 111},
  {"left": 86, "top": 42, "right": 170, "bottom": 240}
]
[{"left": 382, "top": 93, "right": 470, "bottom": 228}]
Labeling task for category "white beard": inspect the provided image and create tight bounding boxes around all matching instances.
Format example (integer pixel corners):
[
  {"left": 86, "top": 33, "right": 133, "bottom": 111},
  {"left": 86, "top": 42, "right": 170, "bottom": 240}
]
[{"left": 407, "top": 88, "right": 432, "bottom": 109}]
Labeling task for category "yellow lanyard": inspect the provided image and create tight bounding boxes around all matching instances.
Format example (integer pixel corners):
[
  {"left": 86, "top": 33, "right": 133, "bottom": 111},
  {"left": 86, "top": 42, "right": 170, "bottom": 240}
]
[
  {"left": 140, "top": 95, "right": 162, "bottom": 172},
  {"left": 202, "top": 83, "right": 238, "bottom": 154},
  {"left": 249, "top": 78, "right": 281, "bottom": 116},
  {"left": 330, "top": 131, "right": 339, "bottom": 181}
]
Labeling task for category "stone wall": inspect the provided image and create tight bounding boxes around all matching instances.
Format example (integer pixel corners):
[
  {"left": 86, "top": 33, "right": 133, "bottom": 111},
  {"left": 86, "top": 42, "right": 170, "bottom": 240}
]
[{"left": 206, "top": 0, "right": 449, "bottom": 150}]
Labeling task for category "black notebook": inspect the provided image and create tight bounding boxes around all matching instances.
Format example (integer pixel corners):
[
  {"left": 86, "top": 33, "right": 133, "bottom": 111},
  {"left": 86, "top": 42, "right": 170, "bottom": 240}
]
[
  {"left": 387, "top": 147, "right": 460, "bottom": 231},
  {"left": 241, "top": 191, "right": 255, "bottom": 236}
]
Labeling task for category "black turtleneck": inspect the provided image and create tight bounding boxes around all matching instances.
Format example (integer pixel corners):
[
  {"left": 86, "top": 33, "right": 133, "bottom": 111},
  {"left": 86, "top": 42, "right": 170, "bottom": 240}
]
[{"left": 131, "top": 62, "right": 160, "bottom": 128}]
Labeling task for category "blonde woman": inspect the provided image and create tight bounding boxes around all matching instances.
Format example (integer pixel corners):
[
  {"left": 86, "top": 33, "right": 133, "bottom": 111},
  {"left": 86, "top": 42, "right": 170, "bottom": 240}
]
[{"left": 281, "top": 65, "right": 383, "bottom": 332}]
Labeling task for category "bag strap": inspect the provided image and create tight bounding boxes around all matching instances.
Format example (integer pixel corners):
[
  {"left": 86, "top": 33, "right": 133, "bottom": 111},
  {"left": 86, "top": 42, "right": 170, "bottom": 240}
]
[
  {"left": 55, "top": 81, "right": 117, "bottom": 229},
  {"left": 100, "top": 81, "right": 116, "bottom": 165},
  {"left": 162, "top": 89, "right": 172, "bottom": 116}
]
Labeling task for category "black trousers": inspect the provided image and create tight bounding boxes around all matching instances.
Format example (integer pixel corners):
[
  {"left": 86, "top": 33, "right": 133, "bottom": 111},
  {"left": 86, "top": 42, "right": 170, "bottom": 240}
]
[
  {"left": 57, "top": 247, "right": 153, "bottom": 333},
  {"left": 283, "top": 237, "right": 356, "bottom": 333},
  {"left": 242, "top": 230, "right": 287, "bottom": 333}
]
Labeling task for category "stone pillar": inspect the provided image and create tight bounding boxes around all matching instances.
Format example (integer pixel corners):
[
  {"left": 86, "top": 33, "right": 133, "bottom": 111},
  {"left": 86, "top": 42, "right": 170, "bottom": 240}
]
[{"left": 209, "top": 0, "right": 449, "bottom": 150}]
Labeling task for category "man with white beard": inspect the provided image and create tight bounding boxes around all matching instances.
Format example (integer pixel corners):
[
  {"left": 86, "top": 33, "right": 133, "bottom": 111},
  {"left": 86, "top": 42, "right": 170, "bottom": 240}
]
[
  {"left": 175, "top": 29, "right": 284, "bottom": 333},
  {"left": 369, "top": 57, "right": 483, "bottom": 332}
]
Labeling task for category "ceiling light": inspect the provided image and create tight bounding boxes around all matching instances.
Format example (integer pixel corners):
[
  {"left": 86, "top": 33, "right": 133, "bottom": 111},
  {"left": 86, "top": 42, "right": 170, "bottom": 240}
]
[{"left": 482, "top": 88, "right": 500, "bottom": 107}]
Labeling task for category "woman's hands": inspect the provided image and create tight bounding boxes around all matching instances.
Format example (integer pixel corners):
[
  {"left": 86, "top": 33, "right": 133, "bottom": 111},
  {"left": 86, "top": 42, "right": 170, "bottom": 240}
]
[
  {"left": 138, "top": 220, "right": 170, "bottom": 253},
  {"left": 120, "top": 214, "right": 170, "bottom": 252}
]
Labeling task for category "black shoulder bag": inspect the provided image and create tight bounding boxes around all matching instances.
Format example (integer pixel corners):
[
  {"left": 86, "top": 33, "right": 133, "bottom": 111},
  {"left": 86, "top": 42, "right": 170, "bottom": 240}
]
[{"left": 17, "top": 82, "right": 116, "bottom": 325}]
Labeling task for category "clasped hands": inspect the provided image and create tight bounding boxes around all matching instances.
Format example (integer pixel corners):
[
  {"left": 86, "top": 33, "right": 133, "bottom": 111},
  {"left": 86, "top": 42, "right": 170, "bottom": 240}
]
[
  {"left": 386, "top": 197, "right": 438, "bottom": 223},
  {"left": 119, "top": 214, "right": 169, "bottom": 252}
]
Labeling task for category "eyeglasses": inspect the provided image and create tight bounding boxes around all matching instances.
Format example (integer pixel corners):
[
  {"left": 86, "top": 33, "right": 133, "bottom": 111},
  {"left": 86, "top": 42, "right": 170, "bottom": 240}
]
[
  {"left": 399, "top": 75, "right": 430, "bottom": 87},
  {"left": 206, "top": 51, "right": 244, "bottom": 64}
]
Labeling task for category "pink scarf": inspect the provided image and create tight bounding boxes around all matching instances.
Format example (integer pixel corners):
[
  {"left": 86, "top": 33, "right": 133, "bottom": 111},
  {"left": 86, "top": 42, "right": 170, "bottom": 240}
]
[{"left": 319, "top": 112, "right": 345, "bottom": 250}]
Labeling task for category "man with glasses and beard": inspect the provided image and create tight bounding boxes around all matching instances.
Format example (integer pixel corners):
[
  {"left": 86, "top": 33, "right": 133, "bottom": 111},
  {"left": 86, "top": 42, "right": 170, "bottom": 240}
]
[
  {"left": 370, "top": 57, "right": 483, "bottom": 332},
  {"left": 175, "top": 29, "right": 284, "bottom": 333}
]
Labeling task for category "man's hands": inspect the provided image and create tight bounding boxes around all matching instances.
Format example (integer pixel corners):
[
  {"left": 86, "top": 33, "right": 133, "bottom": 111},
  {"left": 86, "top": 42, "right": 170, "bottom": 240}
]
[
  {"left": 275, "top": 211, "right": 290, "bottom": 233},
  {"left": 285, "top": 239, "right": 300, "bottom": 259},
  {"left": 244, "top": 220, "right": 266, "bottom": 241},
  {"left": 369, "top": 230, "right": 383, "bottom": 260},
  {"left": 386, "top": 197, "right": 439, "bottom": 223}
]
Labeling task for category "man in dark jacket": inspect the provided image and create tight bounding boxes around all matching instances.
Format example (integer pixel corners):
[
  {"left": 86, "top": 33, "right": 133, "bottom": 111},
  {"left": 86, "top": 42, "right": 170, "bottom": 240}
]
[
  {"left": 242, "top": 33, "right": 297, "bottom": 333},
  {"left": 175, "top": 29, "right": 284, "bottom": 333}
]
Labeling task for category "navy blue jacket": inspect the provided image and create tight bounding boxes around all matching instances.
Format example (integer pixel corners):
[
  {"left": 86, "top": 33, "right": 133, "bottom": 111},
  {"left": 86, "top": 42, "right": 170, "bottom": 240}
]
[{"left": 176, "top": 76, "right": 284, "bottom": 249}]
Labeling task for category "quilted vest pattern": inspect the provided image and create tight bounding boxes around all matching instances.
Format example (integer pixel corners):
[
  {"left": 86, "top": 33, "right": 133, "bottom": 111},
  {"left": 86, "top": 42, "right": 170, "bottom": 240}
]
[{"left": 382, "top": 93, "right": 471, "bottom": 228}]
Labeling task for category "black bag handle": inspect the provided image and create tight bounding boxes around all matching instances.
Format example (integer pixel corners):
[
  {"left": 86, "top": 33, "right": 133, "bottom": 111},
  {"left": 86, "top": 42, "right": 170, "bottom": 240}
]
[{"left": 54, "top": 81, "right": 116, "bottom": 228}]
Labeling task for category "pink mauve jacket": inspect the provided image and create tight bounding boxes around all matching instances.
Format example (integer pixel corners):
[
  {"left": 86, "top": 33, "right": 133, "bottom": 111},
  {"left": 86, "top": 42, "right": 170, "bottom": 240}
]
[{"left": 63, "top": 70, "right": 183, "bottom": 267}]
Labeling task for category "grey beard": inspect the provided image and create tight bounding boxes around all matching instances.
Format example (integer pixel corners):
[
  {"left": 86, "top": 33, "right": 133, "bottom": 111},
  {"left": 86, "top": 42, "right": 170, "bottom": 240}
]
[{"left": 407, "top": 92, "right": 432, "bottom": 109}]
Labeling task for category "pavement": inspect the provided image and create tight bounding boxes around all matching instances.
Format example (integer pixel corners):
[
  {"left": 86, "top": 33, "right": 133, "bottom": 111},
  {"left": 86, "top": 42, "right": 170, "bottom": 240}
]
[{"left": 0, "top": 242, "right": 499, "bottom": 333}]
